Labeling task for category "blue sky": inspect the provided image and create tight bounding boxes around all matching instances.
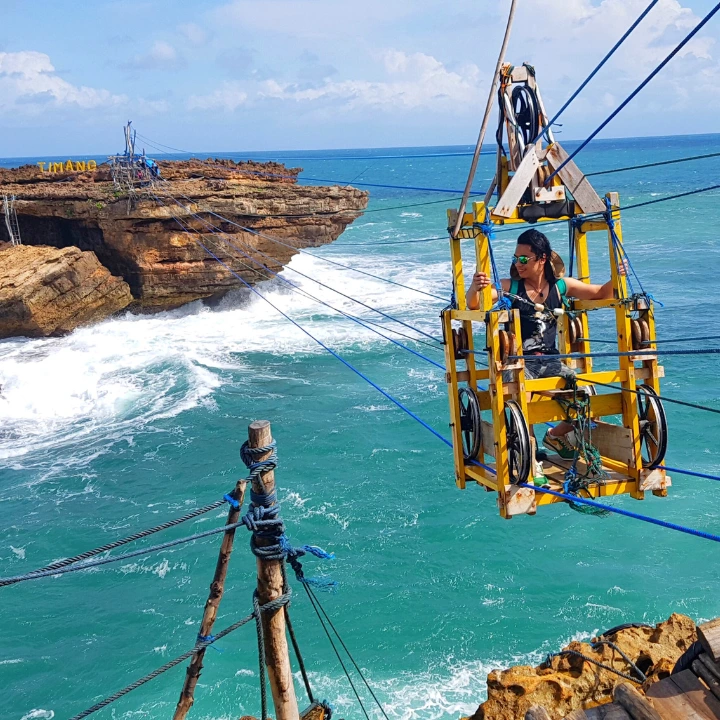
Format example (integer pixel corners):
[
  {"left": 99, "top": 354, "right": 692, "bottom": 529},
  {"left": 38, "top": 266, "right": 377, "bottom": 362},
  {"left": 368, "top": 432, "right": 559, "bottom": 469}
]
[{"left": 1, "top": 0, "right": 720, "bottom": 156}]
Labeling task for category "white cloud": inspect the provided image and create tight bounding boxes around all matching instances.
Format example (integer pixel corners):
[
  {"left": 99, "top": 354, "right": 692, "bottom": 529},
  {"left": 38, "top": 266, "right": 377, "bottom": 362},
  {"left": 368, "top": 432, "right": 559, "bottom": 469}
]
[
  {"left": 258, "top": 50, "right": 483, "bottom": 111},
  {"left": 187, "top": 82, "right": 248, "bottom": 112},
  {"left": 124, "top": 41, "right": 185, "bottom": 71},
  {"left": 0, "top": 51, "right": 127, "bottom": 114},
  {"left": 177, "top": 23, "right": 211, "bottom": 47}
]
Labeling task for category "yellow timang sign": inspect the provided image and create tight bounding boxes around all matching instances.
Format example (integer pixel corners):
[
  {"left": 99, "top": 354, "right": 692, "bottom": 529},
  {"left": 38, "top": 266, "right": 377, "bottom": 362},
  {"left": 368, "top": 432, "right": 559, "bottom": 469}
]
[{"left": 37, "top": 160, "right": 98, "bottom": 173}]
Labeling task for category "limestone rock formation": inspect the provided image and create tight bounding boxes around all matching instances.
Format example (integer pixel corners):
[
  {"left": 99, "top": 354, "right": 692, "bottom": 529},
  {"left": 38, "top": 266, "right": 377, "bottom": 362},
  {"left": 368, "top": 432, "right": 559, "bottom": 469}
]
[
  {"left": 0, "top": 244, "right": 132, "bottom": 338},
  {"left": 0, "top": 158, "right": 368, "bottom": 310},
  {"left": 468, "top": 613, "right": 697, "bottom": 720}
]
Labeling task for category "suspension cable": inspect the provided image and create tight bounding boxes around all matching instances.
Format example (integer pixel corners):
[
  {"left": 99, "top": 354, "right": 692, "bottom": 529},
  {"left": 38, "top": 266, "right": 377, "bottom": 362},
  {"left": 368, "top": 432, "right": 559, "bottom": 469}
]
[
  {"left": 152, "top": 192, "right": 446, "bottom": 367},
  {"left": 546, "top": 1, "right": 720, "bottom": 184},
  {"left": 533, "top": 0, "right": 660, "bottom": 142}
]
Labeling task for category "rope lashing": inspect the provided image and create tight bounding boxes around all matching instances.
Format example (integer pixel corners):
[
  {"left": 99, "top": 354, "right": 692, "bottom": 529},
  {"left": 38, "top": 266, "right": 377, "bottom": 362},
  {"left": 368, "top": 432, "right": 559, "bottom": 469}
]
[
  {"left": 476, "top": 214, "right": 512, "bottom": 311},
  {"left": 238, "top": 440, "right": 338, "bottom": 590}
]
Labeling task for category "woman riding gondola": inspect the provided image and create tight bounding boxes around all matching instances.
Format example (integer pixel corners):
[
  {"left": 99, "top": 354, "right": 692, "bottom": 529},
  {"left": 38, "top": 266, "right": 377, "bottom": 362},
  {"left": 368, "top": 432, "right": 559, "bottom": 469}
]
[{"left": 465, "top": 228, "right": 625, "bottom": 459}]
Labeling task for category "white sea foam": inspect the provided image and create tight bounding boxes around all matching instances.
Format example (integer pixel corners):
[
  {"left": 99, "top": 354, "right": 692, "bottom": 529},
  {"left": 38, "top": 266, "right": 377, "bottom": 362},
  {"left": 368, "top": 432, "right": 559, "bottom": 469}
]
[
  {"left": 20, "top": 711, "right": 54, "bottom": 720},
  {"left": 0, "top": 251, "right": 445, "bottom": 466}
]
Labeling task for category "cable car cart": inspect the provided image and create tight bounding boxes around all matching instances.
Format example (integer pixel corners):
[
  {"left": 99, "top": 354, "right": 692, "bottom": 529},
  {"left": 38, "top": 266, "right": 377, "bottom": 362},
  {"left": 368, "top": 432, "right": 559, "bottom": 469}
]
[{"left": 442, "top": 63, "right": 669, "bottom": 519}]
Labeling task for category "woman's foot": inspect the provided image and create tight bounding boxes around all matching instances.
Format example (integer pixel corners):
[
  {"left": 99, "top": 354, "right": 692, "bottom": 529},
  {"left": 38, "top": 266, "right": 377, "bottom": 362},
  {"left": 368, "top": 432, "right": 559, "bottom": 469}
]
[{"left": 542, "top": 429, "right": 576, "bottom": 459}]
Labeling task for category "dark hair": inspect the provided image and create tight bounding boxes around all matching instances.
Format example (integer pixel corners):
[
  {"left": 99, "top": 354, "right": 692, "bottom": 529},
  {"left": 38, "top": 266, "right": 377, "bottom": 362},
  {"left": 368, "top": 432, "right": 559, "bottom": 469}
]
[{"left": 516, "top": 228, "right": 555, "bottom": 284}]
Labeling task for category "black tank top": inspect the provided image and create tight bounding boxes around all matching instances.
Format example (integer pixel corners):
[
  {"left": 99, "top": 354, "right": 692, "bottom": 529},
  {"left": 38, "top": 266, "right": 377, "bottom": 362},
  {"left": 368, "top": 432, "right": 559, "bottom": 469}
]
[{"left": 512, "top": 279, "right": 563, "bottom": 354}]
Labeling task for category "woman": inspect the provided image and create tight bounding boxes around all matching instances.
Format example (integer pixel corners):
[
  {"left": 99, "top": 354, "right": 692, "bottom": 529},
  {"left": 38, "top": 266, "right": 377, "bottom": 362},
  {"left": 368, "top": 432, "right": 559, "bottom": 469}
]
[{"left": 465, "top": 228, "right": 623, "bottom": 459}]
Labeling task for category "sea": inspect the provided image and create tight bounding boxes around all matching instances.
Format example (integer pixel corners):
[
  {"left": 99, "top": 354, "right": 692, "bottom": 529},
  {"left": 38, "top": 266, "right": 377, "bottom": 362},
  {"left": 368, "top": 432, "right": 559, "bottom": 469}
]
[{"left": 2, "top": 134, "right": 720, "bottom": 720}]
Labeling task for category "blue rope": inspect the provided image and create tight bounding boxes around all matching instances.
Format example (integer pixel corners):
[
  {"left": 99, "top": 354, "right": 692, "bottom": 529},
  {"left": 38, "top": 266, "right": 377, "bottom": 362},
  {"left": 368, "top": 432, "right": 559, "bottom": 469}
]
[
  {"left": 162, "top": 205, "right": 499, "bottom": 476},
  {"left": 202, "top": 208, "right": 448, "bottom": 303},
  {"left": 477, "top": 215, "right": 511, "bottom": 311},
  {"left": 157, "top": 193, "right": 446, "bottom": 360},
  {"left": 664, "top": 465, "right": 720, "bottom": 483},
  {"left": 525, "top": 484, "right": 720, "bottom": 543},
  {"left": 223, "top": 492, "right": 241, "bottom": 510},
  {"left": 546, "top": 1, "right": 720, "bottom": 184},
  {"left": 533, "top": 0, "right": 660, "bottom": 142},
  {"left": 238, "top": 442, "right": 337, "bottom": 590}
]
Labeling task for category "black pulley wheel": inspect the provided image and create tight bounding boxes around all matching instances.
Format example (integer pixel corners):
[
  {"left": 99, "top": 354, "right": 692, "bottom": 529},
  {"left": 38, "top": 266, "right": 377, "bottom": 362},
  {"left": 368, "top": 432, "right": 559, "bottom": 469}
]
[
  {"left": 636, "top": 384, "right": 668, "bottom": 468},
  {"left": 458, "top": 387, "right": 481, "bottom": 460},
  {"left": 504, "top": 400, "right": 532, "bottom": 484},
  {"left": 511, "top": 85, "right": 540, "bottom": 147}
]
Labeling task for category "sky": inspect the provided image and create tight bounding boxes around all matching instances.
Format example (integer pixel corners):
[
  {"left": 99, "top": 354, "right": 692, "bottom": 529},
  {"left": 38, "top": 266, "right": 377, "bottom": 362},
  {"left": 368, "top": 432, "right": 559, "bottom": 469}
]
[{"left": 1, "top": 0, "right": 720, "bottom": 156}]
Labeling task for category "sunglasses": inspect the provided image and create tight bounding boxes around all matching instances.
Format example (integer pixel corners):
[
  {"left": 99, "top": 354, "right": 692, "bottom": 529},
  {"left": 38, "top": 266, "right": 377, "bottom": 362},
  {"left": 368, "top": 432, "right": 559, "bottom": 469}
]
[{"left": 512, "top": 254, "right": 537, "bottom": 265}]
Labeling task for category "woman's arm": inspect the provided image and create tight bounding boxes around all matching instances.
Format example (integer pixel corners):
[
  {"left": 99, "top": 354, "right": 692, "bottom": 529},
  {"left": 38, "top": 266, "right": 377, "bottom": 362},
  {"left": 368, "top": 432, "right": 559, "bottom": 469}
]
[
  {"left": 563, "top": 262, "right": 627, "bottom": 300},
  {"left": 466, "top": 274, "right": 510, "bottom": 310}
]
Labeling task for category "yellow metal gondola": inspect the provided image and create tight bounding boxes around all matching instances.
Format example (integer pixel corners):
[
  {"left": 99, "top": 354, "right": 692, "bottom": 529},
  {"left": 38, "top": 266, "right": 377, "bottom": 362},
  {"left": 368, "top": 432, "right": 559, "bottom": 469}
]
[{"left": 442, "top": 63, "right": 669, "bottom": 519}]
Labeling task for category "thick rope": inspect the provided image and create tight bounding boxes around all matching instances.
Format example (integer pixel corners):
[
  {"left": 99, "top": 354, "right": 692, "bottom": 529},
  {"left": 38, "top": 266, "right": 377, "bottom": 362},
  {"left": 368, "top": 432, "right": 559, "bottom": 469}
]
[
  {"left": 69, "top": 592, "right": 291, "bottom": 720},
  {"left": 0, "top": 520, "right": 245, "bottom": 587},
  {"left": 19, "top": 498, "right": 229, "bottom": 579},
  {"left": 526, "top": 484, "right": 720, "bottom": 543},
  {"left": 546, "top": 648, "right": 643, "bottom": 685}
]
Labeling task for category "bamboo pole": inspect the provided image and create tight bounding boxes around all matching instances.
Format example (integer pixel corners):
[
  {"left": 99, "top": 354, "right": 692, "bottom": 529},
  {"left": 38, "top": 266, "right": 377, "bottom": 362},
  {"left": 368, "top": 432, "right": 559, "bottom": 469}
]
[
  {"left": 250, "top": 419, "right": 300, "bottom": 720},
  {"left": 173, "top": 479, "right": 248, "bottom": 720},
  {"left": 451, "top": 0, "right": 517, "bottom": 239}
]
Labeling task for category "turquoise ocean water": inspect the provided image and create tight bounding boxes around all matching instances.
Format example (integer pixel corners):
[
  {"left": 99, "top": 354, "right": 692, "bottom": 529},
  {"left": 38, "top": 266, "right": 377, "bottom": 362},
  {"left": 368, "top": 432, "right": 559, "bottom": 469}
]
[{"left": 2, "top": 135, "right": 720, "bottom": 720}]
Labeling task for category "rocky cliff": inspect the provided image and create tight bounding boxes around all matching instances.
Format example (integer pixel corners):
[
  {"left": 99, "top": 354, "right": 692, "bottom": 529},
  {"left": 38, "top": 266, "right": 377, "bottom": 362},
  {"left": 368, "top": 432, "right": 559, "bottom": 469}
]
[
  {"left": 467, "top": 613, "right": 697, "bottom": 720},
  {"left": 0, "top": 244, "right": 133, "bottom": 337},
  {"left": 0, "top": 159, "right": 368, "bottom": 314}
]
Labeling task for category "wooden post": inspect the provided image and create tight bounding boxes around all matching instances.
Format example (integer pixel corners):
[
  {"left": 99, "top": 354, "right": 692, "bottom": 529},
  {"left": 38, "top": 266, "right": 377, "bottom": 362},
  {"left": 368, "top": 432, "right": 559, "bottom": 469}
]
[
  {"left": 173, "top": 479, "right": 248, "bottom": 720},
  {"left": 250, "top": 420, "right": 300, "bottom": 720},
  {"left": 614, "top": 682, "right": 662, "bottom": 720}
]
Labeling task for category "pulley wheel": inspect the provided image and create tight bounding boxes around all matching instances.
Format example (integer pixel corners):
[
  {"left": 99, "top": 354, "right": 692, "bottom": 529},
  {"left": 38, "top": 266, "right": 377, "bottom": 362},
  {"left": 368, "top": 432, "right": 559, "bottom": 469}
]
[
  {"left": 631, "top": 319, "right": 650, "bottom": 350},
  {"left": 458, "top": 387, "right": 481, "bottom": 460},
  {"left": 498, "top": 330, "right": 509, "bottom": 364},
  {"left": 568, "top": 316, "right": 583, "bottom": 345},
  {"left": 504, "top": 400, "right": 532, "bottom": 484},
  {"left": 636, "top": 384, "right": 668, "bottom": 468},
  {"left": 453, "top": 327, "right": 469, "bottom": 360}
]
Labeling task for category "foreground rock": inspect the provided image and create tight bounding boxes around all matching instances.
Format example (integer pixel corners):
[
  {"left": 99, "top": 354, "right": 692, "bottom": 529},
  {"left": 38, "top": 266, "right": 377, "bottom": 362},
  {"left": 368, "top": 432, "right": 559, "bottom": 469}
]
[
  {"left": 0, "top": 244, "right": 132, "bottom": 337},
  {"left": 468, "top": 613, "right": 696, "bottom": 720},
  {"left": 0, "top": 159, "right": 368, "bottom": 310}
]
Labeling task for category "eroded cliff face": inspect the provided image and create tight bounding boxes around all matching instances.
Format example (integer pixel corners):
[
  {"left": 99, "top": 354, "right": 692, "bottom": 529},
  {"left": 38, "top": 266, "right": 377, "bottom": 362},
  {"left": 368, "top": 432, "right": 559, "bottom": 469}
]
[{"left": 0, "top": 159, "right": 368, "bottom": 309}]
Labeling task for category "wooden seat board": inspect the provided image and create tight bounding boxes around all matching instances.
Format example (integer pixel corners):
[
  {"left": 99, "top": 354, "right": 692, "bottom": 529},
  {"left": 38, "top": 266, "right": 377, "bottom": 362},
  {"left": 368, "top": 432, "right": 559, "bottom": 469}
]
[{"left": 646, "top": 671, "right": 720, "bottom": 720}]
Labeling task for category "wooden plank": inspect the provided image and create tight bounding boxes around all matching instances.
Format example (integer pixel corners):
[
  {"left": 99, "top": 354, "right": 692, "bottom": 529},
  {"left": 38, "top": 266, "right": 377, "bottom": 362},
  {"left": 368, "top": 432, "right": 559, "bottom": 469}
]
[
  {"left": 614, "top": 681, "right": 662, "bottom": 720},
  {"left": 671, "top": 666, "right": 720, "bottom": 718},
  {"left": 639, "top": 468, "right": 671, "bottom": 493},
  {"left": 646, "top": 676, "right": 706, "bottom": 720},
  {"left": 698, "top": 653, "right": 720, "bottom": 684},
  {"left": 494, "top": 144, "right": 541, "bottom": 218},
  {"left": 502, "top": 483, "right": 537, "bottom": 516},
  {"left": 583, "top": 420, "right": 634, "bottom": 466},
  {"left": 545, "top": 142, "right": 605, "bottom": 214},
  {"left": 481, "top": 420, "right": 495, "bottom": 458},
  {"left": 693, "top": 659, "right": 720, "bottom": 703},
  {"left": 699, "top": 619, "right": 720, "bottom": 663},
  {"left": 600, "top": 706, "right": 633, "bottom": 720},
  {"left": 527, "top": 391, "right": 623, "bottom": 425}
]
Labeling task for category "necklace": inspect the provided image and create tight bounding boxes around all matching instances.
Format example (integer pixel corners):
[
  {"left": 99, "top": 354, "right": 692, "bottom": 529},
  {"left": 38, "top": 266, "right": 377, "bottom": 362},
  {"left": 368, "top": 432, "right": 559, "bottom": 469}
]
[{"left": 526, "top": 280, "right": 547, "bottom": 300}]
